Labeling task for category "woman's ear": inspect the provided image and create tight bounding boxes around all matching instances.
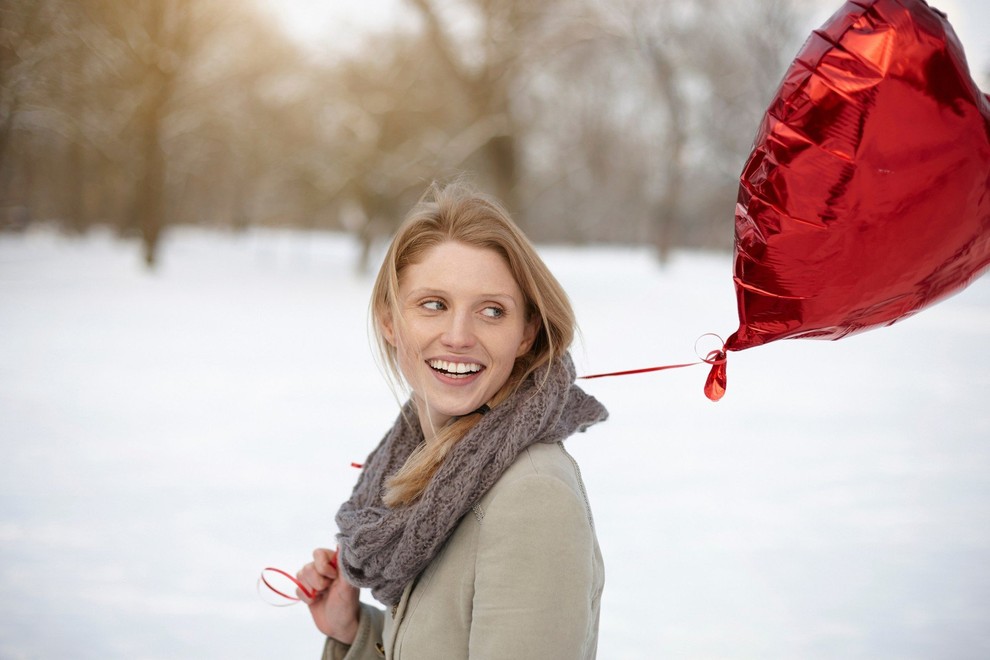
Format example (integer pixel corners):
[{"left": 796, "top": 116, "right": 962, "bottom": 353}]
[
  {"left": 381, "top": 312, "right": 397, "bottom": 347},
  {"left": 516, "top": 317, "right": 539, "bottom": 357}
]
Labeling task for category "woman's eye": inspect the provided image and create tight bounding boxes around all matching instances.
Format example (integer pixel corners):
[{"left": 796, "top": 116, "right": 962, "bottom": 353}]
[
  {"left": 482, "top": 306, "right": 505, "bottom": 319},
  {"left": 422, "top": 300, "right": 445, "bottom": 311}
]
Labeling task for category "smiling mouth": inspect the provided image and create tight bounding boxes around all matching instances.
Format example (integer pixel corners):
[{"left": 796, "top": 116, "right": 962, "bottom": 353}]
[{"left": 427, "top": 359, "right": 484, "bottom": 378}]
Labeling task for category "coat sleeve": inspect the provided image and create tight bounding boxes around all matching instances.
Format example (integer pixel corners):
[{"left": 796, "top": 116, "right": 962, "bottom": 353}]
[
  {"left": 321, "top": 603, "right": 385, "bottom": 660},
  {"left": 468, "top": 473, "right": 601, "bottom": 659}
]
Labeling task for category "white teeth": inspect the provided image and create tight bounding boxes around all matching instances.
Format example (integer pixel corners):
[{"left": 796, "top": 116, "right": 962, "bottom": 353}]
[{"left": 428, "top": 359, "right": 482, "bottom": 374}]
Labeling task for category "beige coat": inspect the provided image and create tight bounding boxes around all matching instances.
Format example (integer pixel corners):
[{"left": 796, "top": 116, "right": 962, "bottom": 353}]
[{"left": 323, "top": 441, "right": 604, "bottom": 660}]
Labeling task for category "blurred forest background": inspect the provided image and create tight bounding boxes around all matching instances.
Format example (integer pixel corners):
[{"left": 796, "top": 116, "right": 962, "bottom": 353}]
[{"left": 2, "top": 0, "right": 987, "bottom": 268}]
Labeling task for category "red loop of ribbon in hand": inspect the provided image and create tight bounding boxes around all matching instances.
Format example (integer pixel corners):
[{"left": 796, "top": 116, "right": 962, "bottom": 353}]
[
  {"left": 260, "top": 567, "right": 314, "bottom": 602},
  {"left": 259, "top": 552, "right": 339, "bottom": 605}
]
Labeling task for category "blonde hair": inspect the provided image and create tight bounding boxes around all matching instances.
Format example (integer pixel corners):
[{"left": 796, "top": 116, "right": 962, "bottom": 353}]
[{"left": 371, "top": 181, "right": 575, "bottom": 507}]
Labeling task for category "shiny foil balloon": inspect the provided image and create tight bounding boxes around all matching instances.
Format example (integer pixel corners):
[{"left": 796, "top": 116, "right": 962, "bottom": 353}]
[{"left": 725, "top": 0, "right": 990, "bottom": 360}]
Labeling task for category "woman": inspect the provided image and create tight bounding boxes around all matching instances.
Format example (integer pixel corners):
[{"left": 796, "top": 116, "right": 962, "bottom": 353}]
[{"left": 297, "top": 182, "right": 608, "bottom": 659}]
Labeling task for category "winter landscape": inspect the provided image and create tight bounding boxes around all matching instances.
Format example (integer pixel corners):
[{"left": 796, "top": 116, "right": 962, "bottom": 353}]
[{"left": 1, "top": 227, "right": 988, "bottom": 659}]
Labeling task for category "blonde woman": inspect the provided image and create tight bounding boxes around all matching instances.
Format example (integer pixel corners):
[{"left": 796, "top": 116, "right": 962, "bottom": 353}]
[{"left": 296, "top": 182, "right": 608, "bottom": 659}]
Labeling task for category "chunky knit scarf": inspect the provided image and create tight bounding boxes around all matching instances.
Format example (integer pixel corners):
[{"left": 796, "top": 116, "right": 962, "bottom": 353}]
[{"left": 335, "top": 353, "right": 608, "bottom": 607}]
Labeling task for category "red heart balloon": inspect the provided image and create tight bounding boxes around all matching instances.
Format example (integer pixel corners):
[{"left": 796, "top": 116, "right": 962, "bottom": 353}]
[{"left": 725, "top": 0, "right": 990, "bottom": 355}]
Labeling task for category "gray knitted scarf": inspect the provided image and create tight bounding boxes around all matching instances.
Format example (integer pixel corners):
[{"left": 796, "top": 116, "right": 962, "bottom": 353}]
[{"left": 335, "top": 353, "right": 607, "bottom": 607}]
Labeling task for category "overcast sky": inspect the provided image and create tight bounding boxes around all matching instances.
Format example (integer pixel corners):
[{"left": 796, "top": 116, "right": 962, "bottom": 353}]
[{"left": 256, "top": 0, "right": 990, "bottom": 75}]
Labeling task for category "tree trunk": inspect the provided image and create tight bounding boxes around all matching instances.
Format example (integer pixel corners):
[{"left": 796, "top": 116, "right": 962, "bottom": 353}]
[
  {"left": 646, "top": 40, "right": 686, "bottom": 264},
  {"left": 126, "top": 2, "right": 182, "bottom": 269},
  {"left": 486, "top": 133, "right": 518, "bottom": 215},
  {"left": 132, "top": 99, "right": 166, "bottom": 268}
]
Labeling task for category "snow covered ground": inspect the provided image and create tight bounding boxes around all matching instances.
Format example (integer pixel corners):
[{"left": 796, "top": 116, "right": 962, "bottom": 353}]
[{"left": 1, "top": 226, "right": 988, "bottom": 659}]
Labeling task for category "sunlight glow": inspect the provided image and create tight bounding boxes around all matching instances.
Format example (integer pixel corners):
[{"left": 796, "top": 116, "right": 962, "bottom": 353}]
[{"left": 255, "top": 0, "right": 412, "bottom": 52}]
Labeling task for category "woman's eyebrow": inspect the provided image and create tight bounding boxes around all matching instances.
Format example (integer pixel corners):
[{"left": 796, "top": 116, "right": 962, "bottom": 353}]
[{"left": 406, "top": 288, "right": 520, "bottom": 304}]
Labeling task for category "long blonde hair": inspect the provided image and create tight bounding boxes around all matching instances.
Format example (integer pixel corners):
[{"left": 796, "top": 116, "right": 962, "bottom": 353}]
[{"left": 370, "top": 181, "right": 575, "bottom": 507}]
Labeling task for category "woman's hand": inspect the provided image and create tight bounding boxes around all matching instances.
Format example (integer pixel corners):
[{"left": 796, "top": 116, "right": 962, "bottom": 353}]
[{"left": 297, "top": 548, "right": 360, "bottom": 644}]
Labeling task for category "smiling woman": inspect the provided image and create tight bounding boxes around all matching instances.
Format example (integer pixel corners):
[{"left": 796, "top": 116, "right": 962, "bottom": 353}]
[
  {"left": 293, "top": 181, "right": 609, "bottom": 659},
  {"left": 368, "top": 190, "right": 575, "bottom": 509},
  {"left": 385, "top": 241, "right": 539, "bottom": 433}
]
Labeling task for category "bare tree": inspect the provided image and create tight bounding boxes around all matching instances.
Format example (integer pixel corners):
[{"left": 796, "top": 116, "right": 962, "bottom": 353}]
[
  {"left": 518, "top": 0, "right": 806, "bottom": 257},
  {"left": 0, "top": 0, "right": 67, "bottom": 218},
  {"left": 401, "top": 0, "right": 591, "bottom": 225},
  {"left": 1, "top": 0, "right": 811, "bottom": 266},
  {"left": 77, "top": 0, "right": 218, "bottom": 267}
]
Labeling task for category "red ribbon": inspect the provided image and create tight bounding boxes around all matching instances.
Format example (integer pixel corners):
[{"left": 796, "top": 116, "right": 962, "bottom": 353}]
[
  {"left": 579, "top": 336, "right": 728, "bottom": 401},
  {"left": 259, "top": 552, "right": 339, "bottom": 605},
  {"left": 260, "top": 567, "right": 314, "bottom": 602}
]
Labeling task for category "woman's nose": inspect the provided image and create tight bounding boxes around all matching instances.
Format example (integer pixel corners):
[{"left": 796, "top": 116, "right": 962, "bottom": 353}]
[{"left": 441, "top": 311, "right": 476, "bottom": 348}]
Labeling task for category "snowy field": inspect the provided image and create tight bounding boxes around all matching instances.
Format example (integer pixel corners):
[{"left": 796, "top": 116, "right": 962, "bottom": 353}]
[{"left": 1, "top": 226, "right": 989, "bottom": 659}]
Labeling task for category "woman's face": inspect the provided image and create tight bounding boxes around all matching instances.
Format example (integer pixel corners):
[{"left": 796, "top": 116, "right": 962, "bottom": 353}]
[{"left": 383, "top": 241, "right": 538, "bottom": 436}]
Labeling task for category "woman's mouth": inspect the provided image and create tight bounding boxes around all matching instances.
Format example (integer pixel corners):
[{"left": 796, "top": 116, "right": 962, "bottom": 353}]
[{"left": 427, "top": 359, "right": 484, "bottom": 379}]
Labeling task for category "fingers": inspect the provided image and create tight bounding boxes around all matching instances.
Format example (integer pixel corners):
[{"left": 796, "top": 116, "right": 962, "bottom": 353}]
[
  {"left": 294, "top": 566, "right": 319, "bottom": 602},
  {"left": 296, "top": 563, "right": 330, "bottom": 601},
  {"left": 313, "top": 547, "right": 340, "bottom": 576},
  {"left": 295, "top": 548, "right": 340, "bottom": 603}
]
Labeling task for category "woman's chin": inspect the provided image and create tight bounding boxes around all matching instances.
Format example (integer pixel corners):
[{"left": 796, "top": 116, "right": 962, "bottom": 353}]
[{"left": 417, "top": 396, "right": 484, "bottom": 428}]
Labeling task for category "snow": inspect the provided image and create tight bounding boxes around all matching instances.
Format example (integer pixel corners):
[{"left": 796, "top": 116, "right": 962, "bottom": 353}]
[{"left": 1, "top": 226, "right": 988, "bottom": 659}]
